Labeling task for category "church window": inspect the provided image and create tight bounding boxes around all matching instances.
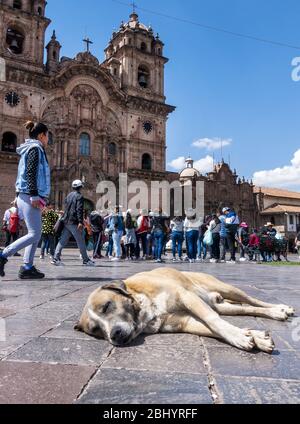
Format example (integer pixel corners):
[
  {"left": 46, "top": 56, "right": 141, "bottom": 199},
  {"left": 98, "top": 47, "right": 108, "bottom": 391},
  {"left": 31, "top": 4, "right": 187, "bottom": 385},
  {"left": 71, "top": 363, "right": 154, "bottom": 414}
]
[
  {"left": 142, "top": 153, "right": 152, "bottom": 171},
  {"left": 6, "top": 28, "right": 25, "bottom": 55},
  {"left": 143, "top": 121, "right": 153, "bottom": 134},
  {"left": 138, "top": 66, "right": 150, "bottom": 88},
  {"left": 13, "top": 0, "right": 22, "bottom": 9},
  {"left": 1, "top": 132, "right": 17, "bottom": 153},
  {"left": 53, "top": 51, "right": 57, "bottom": 60},
  {"left": 141, "top": 42, "right": 147, "bottom": 52},
  {"left": 79, "top": 133, "right": 91, "bottom": 156},
  {"left": 37, "top": 6, "right": 43, "bottom": 16},
  {"left": 108, "top": 142, "right": 117, "bottom": 156},
  {"left": 157, "top": 48, "right": 161, "bottom": 55}
]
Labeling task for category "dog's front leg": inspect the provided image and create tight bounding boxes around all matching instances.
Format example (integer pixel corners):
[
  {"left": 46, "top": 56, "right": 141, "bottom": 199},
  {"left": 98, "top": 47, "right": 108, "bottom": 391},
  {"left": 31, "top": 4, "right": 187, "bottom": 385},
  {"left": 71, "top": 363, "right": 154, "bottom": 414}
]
[{"left": 177, "top": 288, "right": 256, "bottom": 352}]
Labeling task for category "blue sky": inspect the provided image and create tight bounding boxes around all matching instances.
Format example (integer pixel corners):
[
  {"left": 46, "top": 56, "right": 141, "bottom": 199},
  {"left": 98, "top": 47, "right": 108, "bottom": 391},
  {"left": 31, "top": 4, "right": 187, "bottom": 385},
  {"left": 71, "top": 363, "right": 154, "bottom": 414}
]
[{"left": 45, "top": 0, "right": 300, "bottom": 190}]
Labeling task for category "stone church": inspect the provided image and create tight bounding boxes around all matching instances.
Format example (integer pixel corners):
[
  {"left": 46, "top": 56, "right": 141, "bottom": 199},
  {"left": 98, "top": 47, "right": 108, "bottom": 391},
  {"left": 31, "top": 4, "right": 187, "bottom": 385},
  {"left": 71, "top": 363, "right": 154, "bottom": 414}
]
[{"left": 0, "top": 0, "right": 259, "bottom": 229}]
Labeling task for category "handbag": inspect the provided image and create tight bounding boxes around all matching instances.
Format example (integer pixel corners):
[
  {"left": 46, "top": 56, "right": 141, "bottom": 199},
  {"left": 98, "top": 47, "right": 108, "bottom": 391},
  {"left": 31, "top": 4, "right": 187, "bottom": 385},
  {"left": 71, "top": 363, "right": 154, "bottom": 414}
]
[{"left": 203, "top": 229, "right": 213, "bottom": 246}]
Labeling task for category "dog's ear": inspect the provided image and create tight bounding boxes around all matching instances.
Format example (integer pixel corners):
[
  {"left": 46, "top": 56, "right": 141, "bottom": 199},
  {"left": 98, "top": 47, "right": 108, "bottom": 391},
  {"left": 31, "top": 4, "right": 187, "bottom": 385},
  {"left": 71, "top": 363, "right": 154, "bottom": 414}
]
[{"left": 101, "top": 280, "right": 130, "bottom": 297}]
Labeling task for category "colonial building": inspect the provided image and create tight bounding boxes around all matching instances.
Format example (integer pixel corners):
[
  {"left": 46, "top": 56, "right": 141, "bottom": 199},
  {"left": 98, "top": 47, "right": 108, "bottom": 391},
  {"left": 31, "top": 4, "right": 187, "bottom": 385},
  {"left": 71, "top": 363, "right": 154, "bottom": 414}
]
[
  {"left": 178, "top": 158, "right": 258, "bottom": 225},
  {"left": 254, "top": 186, "right": 300, "bottom": 239},
  {"left": 0, "top": 0, "right": 175, "bottom": 217}
]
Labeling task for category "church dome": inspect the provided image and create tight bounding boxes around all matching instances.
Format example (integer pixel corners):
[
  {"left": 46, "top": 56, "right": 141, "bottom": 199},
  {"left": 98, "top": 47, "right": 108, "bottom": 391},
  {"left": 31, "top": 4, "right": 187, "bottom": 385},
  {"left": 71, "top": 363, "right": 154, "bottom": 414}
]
[{"left": 179, "top": 157, "right": 200, "bottom": 179}]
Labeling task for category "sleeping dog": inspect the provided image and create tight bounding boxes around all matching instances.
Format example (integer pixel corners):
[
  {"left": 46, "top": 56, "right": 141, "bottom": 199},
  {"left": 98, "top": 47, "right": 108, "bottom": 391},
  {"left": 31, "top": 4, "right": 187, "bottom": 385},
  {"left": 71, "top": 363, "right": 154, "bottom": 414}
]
[{"left": 75, "top": 268, "right": 295, "bottom": 353}]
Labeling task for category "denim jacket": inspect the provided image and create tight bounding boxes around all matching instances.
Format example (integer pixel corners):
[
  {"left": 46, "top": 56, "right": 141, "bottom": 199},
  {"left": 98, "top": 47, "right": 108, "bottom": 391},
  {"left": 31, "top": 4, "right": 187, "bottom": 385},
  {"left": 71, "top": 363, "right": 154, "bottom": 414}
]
[{"left": 15, "top": 139, "right": 50, "bottom": 199}]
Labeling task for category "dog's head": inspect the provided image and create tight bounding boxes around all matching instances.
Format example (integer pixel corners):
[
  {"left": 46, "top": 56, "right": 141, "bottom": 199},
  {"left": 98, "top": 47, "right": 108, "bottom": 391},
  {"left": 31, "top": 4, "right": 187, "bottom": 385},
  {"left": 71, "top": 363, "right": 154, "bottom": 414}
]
[{"left": 74, "top": 281, "right": 141, "bottom": 346}]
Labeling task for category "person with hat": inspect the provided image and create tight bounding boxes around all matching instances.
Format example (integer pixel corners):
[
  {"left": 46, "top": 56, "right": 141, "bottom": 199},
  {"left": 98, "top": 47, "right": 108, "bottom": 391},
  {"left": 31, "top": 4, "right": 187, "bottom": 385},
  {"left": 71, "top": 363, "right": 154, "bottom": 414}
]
[
  {"left": 238, "top": 222, "right": 250, "bottom": 262},
  {"left": 51, "top": 180, "right": 95, "bottom": 267}
]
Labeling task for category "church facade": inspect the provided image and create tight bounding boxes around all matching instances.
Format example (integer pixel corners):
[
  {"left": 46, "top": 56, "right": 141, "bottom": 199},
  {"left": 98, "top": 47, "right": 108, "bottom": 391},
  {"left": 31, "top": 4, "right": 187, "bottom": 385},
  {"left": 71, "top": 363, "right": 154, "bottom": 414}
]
[
  {"left": 0, "top": 0, "right": 261, "bottom": 232},
  {"left": 0, "top": 0, "right": 175, "bottom": 215}
]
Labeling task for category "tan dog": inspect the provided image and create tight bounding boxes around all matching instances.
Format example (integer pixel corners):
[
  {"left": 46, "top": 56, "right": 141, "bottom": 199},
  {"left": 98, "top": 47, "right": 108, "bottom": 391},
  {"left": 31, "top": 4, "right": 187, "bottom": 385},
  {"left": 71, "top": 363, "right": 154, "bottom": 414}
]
[{"left": 75, "top": 268, "right": 295, "bottom": 353}]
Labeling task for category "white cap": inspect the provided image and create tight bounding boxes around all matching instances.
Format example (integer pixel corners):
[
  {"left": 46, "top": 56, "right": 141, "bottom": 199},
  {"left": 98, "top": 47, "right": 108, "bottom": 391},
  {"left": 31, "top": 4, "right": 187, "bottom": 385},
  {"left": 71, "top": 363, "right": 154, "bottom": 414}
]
[{"left": 72, "top": 179, "right": 83, "bottom": 189}]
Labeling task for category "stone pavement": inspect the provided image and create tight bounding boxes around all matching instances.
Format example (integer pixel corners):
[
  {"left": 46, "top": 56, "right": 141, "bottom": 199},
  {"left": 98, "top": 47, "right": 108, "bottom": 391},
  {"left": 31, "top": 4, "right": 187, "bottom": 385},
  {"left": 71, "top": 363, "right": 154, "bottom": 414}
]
[{"left": 0, "top": 250, "right": 299, "bottom": 404}]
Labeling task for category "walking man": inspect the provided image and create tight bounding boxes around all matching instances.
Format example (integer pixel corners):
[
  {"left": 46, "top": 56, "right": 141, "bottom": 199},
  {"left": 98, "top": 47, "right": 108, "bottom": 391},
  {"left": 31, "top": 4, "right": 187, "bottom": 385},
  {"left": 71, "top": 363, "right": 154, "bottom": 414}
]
[{"left": 51, "top": 180, "right": 94, "bottom": 267}]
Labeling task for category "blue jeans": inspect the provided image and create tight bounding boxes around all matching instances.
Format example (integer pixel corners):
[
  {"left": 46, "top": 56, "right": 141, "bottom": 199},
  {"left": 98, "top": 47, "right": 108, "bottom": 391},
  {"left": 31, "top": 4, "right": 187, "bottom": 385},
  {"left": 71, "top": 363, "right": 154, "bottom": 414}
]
[
  {"left": 54, "top": 224, "right": 89, "bottom": 263},
  {"left": 106, "top": 235, "right": 113, "bottom": 256},
  {"left": 186, "top": 230, "right": 199, "bottom": 260},
  {"left": 197, "top": 236, "right": 207, "bottom": 259},
  {"left": 153, "top": 230, "right": 164, "bottom": 260},
  {"left": 112, "top": 230, "right": 123, "bottom": 258},
  {"left": 172, "top": 231, "right": 183, "bottom": 258}
]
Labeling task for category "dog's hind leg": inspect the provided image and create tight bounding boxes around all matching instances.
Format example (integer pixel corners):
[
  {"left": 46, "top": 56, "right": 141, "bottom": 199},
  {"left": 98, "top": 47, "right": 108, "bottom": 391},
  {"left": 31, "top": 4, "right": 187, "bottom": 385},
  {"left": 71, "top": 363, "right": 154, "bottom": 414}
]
[
  {"left": 177, "top": 288, "right": 257, "bottom": 352},
  {"left": 215, "top": 301, "right": 291, "bottom": 321}
]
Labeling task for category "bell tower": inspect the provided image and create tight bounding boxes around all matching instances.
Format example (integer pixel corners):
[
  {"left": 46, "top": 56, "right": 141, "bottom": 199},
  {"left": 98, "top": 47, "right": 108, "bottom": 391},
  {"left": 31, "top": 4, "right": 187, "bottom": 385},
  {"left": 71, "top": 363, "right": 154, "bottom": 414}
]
[
  {"left": 0, "top": 0, "right": 50, "bottom": 72},
  {"left": 103, "top": 12, "right": 168, "bottom": 103}
]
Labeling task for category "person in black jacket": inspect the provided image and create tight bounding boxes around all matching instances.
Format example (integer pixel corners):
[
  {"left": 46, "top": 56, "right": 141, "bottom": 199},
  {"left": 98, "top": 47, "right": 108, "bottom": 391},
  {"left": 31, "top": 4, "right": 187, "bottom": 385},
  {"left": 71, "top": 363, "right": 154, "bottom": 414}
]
[{"left": 51, "top": 180, "right": 94, "bottom": 266}]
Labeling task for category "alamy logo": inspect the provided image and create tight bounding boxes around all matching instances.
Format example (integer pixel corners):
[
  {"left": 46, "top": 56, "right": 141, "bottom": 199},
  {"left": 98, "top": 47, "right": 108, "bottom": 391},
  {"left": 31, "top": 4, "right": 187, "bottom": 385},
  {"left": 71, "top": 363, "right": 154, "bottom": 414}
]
[
  {"left": 291, "top": 57, "right": 300, "bottom": 82},
  {"left": 0, "top": 318, "right": 6, "bottom": 342}
]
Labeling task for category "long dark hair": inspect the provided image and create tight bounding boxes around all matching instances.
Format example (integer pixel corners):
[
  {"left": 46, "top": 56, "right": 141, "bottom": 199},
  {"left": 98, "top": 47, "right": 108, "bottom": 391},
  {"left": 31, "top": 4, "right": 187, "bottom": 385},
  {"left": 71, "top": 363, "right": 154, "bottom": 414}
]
[{"left": 24, "top": 121, "right": 48, "bottom": 139}]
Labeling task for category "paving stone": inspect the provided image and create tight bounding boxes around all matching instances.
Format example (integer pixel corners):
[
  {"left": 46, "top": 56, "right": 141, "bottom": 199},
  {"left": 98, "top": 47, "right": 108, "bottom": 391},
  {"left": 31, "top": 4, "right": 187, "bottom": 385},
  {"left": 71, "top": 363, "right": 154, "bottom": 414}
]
[
  {"left": 4, "top": 317, "right": 58, "bottom": 338},
  {"left": 41, "top": 321, "right": 97, "bottom": 342},
  {"left": 102, "top": 344, "right": 207, "bottom": 375},
  {"left": 0, "top": 361, "right": 95, "bottom": 404},
  {"left": 7, "top": 337, "right": 112, "bottom": 366},
  {"left": 273, "top": 330, "right": 300, "bottom": 351},
  {"left": 0, "top": 336, "right": 33, "bottom": 356},
  {"left": 215, "top": 375, "right": 300, "bottom": 404},
  {"left": 76, "top": 368, "right": 212, "bottom": 404},
  {"left": 0, "top": 308, "right": 16, "bottom": 318},
  {"left": 207, "top": 346, "right": 300, "bottom": 380}
]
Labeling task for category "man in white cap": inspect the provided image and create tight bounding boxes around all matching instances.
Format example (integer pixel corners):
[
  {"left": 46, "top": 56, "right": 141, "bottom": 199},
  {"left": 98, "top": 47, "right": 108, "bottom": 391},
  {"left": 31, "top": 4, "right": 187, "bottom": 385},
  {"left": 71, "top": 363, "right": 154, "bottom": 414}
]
[{"left": 51, "top": 180, "right": 94, "bottom": 266}]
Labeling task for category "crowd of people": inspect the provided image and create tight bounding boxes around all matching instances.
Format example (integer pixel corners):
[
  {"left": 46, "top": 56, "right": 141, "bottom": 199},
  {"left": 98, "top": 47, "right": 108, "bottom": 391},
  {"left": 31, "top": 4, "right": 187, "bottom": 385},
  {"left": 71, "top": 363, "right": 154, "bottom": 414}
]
[{"left": 0, "top": 120, "right": 300, "bottom": 280}]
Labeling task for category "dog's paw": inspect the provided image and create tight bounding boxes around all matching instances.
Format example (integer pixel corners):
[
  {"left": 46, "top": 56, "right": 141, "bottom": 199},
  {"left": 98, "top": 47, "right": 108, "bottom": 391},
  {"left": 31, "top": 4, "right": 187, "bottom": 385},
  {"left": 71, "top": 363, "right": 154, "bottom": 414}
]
[
  {"left": 268, "top": 307, "right": 289, "bottom": 321},
  {"left": 276, "top": 305, "right": 295, "bottom": 317},
  {"left": 227, "top": 329, "right": 255, "bottom": 352},
  {"left": 250, "top": 330, "right": 275, "bottom": 354}
]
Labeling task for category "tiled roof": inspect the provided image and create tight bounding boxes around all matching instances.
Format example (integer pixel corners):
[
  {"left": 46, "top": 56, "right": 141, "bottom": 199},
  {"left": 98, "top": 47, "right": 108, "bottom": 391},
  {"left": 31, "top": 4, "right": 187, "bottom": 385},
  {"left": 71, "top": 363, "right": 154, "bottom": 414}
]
[
  {"left": 254, "top": 186, "right": 300, "bottom": 199},
  {"left": 261, "top": 204, "right": 300, "bottom": 214}
]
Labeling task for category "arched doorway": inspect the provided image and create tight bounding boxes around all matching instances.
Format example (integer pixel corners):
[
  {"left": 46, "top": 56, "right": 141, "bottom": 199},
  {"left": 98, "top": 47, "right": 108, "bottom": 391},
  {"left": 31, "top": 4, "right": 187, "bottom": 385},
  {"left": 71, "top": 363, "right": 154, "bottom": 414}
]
[{"left": 2, "top": 132, "right": 17, "bottom": 152}]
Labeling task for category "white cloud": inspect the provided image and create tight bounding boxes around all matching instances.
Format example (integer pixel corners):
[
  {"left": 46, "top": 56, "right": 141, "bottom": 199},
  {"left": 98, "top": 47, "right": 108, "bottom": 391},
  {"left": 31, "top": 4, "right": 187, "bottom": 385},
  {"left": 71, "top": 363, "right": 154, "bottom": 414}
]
[
  {"left": 168, "top": 156, "right": 186, "bottom": 170},
  {"left": 253, "top": 149, "right": 300, "bottom": 188},
  {"left": 168, "top": 155, "right": 214, "bottom": 174},
  {"left": 192, "top": 137, "right": 232, "bottom": 151}
]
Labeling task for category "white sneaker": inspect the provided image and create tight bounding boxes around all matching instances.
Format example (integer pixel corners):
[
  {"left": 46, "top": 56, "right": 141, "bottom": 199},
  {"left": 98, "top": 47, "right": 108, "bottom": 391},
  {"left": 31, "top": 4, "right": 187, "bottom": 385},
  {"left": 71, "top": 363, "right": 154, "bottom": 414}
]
[
  {"left": 210, "top": 259, "right": 217, "bottom": 263},
  {"left": 111, "top": 257, "right": 121, "bottom": 262},
  {"left": 83, "top": 260, "right": 95, "bottom": 267},
  {"left": 51, "top": 259, "right": 64, "bottom": 266},
  {"left": 226, "top": 260, "right": 236, "bottom": 264},
  {"left": 239, "top": 257, "right": 247, "bottom": 262}
]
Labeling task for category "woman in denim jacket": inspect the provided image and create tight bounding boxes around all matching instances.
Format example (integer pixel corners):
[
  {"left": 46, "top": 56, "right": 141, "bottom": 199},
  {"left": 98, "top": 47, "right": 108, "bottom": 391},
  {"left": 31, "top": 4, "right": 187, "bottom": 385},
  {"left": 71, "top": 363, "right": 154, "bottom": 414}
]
[{"left": 0, "top": 121, "right": 50, "bottom": 279}]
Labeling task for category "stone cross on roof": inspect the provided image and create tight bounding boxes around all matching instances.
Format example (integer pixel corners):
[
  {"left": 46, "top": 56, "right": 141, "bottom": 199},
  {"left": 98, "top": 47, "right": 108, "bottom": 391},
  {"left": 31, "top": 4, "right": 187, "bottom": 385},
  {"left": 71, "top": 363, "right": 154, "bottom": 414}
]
[{"left": 83, "top": 37, "right": 93, "bottom": 53}]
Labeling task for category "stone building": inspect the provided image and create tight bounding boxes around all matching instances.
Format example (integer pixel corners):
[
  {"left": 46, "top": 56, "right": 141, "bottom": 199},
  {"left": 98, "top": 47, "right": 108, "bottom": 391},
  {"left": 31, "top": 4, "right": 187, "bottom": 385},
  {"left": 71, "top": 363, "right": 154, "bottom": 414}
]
[
  {"left": 254, "top": 186, "right": 300, "bottom": 240},
  {"left": 0, "top": 0, "right": 175, "bottom": 218}
]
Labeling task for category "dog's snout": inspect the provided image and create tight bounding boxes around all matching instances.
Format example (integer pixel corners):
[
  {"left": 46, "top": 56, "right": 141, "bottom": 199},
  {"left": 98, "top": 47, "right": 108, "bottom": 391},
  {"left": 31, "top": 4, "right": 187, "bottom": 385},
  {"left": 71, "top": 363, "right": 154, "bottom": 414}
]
[{"left": 110, "top": 326, "right": 129, "bottom": 345}]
